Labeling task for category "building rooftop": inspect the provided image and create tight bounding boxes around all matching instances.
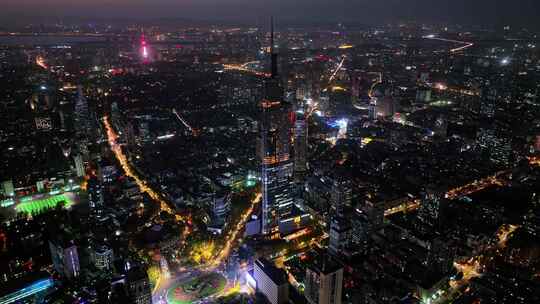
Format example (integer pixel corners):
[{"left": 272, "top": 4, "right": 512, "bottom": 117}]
[
  {"left": 255, "top": 258, "right": 288, "bottom": 286},
  {"left": 308, "top": 250, "right": 343, "bottom": 275}
]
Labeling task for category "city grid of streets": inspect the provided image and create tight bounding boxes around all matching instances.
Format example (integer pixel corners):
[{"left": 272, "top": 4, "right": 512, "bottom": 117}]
[{"left": 104, "top": 115, "right": 260, "bottom": 300}]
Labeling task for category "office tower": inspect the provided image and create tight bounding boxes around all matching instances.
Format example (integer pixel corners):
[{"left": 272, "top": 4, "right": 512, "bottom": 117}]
[
  {"left": 160, "top": 256, "right": 171, "bottom": 279},
  {"left": 30, "top": 86, "right": 54, "bottom": 112},
  {"left": 49, "top": 238, "right": 80, "bottom": 279},
  {"left": 328, "top": 216, "right": 351, "bottom": 256},
  {"left": 91, "top": 244, "right": 114, "bottom": 271},
  {"left": 362, "top": 200, "right": 384, "bottom": 231},
  {"left": 294, "top": 104, "right": 308, "bottom": 180},
  {"left": 253, "top": 258, "right": 289, "bottom": 304},
  {"left": 127, "top": 266, "right": 152, "bottom": 304},
  {"left": 305, "top": 252, "right": 343, "bottom": 304},
  {"left": 74, "top": 85, "right": 91, "bottom": 138},
  {"left": 330, "top": 177, "right": 352, "bottom": 217},
  {"left": 296, "top": 80, "right": 307, "bottom": 101},
  {"left": 417, "top": 189, "right": 442, "bottom": 231},
  {"left": 139, "top": 122, "right": 151, "bottom": 142},
  {"left": 416, "top": 86, "right": 432, "bottom": 103},
  {"left": 125, "top": 121, "right": 136, "bottom": 147},
  {"left": 34, "top": 116, "right": 53, "bottom": 131},
  {"left": 480, "top": 87, "right": 497, "bottom": 118},
  {"left": 2, "top": 180, "right": 14, "bottom": 197},
  {"left": 259, "top": 19, "right": 295, "bottom": 236},
  {"left": 74, "top": 86, "right": 92, "bottom": 158},
  {"left": 432, "top": 115, "right": 448, "bottom": 138},
  {"left": 278, "top": 34, "right": 291, "bottom": 90},
  {"left": 351, "top": 71, "right": 361, "bottom": 104},
  {"left": 350, "top": 210, "right": 370, "bottom": 251},
  {"left": 368, "top": 101, "right": 377, "bottom": 120},
  {"left": 211, "top": 191, "right": 231, "bottom": 219},
  {"left": 350, "top": 70, "right": 371, "bottom": 105},
  {"left": 319, "top": 90, "right": 330, "bottom": 114},
  {"left": 478, "top": 127, "right": 512, "bottom": 166},
  {"left": 307, "top": 63, "right": 322, "bottom": 104},
  {"left": 371, "top": 82, "right": 397, "bottom": 119},
  {"left": 491, "top": 136, "right": 512, "bottom": 166},
  {"left": 328, "top": 175, "right": 353, "bottom": 256},
  {"left": 59, "top": 109, "right": 66, "bottom": 130},
  {"left": 534, "top": 135, "right": 540, "bottom": 153},
  {"left": 88, "top": 177, "right": 104, "bottom": 215},
  {"left": 73, "top": 154, "right": 85, "bottom": 177},
  {"left": 418, "top": 71, "right": 430, "bottom": 83}
]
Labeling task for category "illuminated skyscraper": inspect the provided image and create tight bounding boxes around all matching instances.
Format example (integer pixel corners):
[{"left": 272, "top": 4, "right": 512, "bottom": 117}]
[
  {"left": 2, "top": 180, "right": 14, "bottom": 197},
  {"left": 416, "top": 86, "right": 432, "bottom": 103},
  {"left": 74, "top": 85, "right": 90, "bottom": 136},
  {"left": 304, "top": 252, "right": 343, "bottom": 304},
  {"left": 74, "top": 85, "right": 92, "bottom": 157},
  {"left": 259, "top": 19, "right": 295, "bottom": 236},
  {"left": 480, "top": 86, "right": 497, "bottom": 118},
  {"left": 371, "top": 82, "right": 397, "bottom": 119},
  {"left": 330, "top": 177, "right": 352, "bottom": 217},
  {"left": 328, "top": 216, "right": 351, "bottom": 256},
  {"left": 417, "top": 189, "right": 443, "bottom": 233},
  {"left": 73, "top": 154, "right": 85, "bottom": 177},
  {"left": 253, "top": 258, "right": 289, "bottom": 304},
  {"left": 49, "top": 237, "right": 80, "bottom": 279},
  {"left": 127, "top": 266, "right": 152, "bottom": 304},
  {"left": 294, "top": 102, "right": 308, "bottom": 180},
  {"left": 91, "top": 244, "right": 114, "bottom": 271},
  {"left": 478, "top": 127, "right": 512, "bottom": 166},
  {"left": 88, "top": 177, "right": 104, "bottom": 216}
]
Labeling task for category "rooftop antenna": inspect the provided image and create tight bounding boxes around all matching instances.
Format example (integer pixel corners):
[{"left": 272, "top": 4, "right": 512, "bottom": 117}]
[{"left": 270, "top": 16, "right": 274, "bottom": 53}]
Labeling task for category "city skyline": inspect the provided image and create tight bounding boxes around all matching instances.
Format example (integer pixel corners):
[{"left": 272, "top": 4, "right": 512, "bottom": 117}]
[
  {"left": 1, "top": 5, "right": 540, "bottom": 304},
  {"left": 1, "top": 0, "right": 540, "bottom": 29}
]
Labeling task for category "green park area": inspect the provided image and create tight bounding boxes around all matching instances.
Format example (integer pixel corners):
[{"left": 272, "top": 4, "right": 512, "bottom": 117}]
[
  {"left": 15, "top": 194, "right": 73, "bottom": 215},
  {"left": 166, "top": 273, "right": 227, "bottom": 304}
]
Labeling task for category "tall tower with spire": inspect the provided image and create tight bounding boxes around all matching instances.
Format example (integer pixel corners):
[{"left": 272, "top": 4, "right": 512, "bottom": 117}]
[
  {"left": 259, "top": 18, "right": 295, "bottom": 236},
  {"left": 140, "top": 30, "right": 150, "bottom": 63}
]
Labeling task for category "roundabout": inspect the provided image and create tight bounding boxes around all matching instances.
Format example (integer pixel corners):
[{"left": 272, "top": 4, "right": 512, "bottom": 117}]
[{"left": 166, "top": 272, "right": 227, "bottom": 304}]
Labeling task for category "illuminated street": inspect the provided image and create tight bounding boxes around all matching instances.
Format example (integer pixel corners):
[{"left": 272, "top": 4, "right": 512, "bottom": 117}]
[
  {"left": 446, "top": 224, "right": 521, "bottom": 300},
  {"left": 223, "top": 61, "right": 270, "bottom": 77},
  {"left": 327, "top": 56, "right": 346, "bottom": 83},
  {"left": 103, "top": 116, "right": 177, "bottom": 216},
  {"left": 385, "top": 159, "right": 540, "bottom": 217},
  {"left": 205, "top": 192, "right": 262, "bottom": 271},
  {"left": 423, "top": 35, "right": 474, "bottom": 53}
]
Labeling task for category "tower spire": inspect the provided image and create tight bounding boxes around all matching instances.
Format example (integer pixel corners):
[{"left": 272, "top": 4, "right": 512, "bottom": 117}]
[
  {"left": 270, "top": 17, "right": 278, "bottom": 78},
  {"left": 270, "top": 16, "right": 274, "bottom": 54}
]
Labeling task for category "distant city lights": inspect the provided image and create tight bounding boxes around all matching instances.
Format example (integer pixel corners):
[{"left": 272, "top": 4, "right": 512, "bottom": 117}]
[
  {"left": 336, "top": 118, "right": 348, "bottom": 129},
  {"left": 500, "top": 57, "right": 511, "bottom": 66},
  {"left": 434, "top": 83, "right": 447, "bottom": 90},
  {"left": 338, "top": 44, "right": 353, "bottom": 49}
]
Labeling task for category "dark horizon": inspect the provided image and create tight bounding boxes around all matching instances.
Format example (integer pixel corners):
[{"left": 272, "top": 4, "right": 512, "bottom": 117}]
[{"left": 1, "top": 0, "right": 539, "bottom": 30}]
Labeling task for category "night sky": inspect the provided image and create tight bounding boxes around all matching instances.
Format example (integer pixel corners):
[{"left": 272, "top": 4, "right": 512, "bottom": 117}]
[{"left": 1, "top": 0, "right": 539, "bottom": 28}]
